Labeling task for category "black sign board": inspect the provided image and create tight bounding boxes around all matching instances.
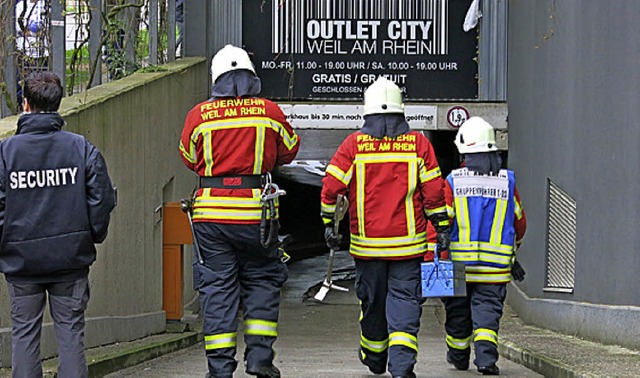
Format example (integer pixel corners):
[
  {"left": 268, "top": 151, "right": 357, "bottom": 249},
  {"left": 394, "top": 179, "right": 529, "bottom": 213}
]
[{"left": 242, "top": 0, "right": 478, "bottom": 101}]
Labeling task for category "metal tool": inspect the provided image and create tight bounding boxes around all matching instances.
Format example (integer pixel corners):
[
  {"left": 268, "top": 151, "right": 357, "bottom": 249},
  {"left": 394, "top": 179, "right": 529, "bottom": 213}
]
[
  {"left": 260, "top": 172, "right": 287, "bottom": 248},
  {"left": 314, "top": 194, "right": 349, "bottom": 302},
  {"left": 420, "top": 246, "right": 466, "bottom": 298},
  {"left": 180, "top": 198, "right": 204, "bottom": 264}
]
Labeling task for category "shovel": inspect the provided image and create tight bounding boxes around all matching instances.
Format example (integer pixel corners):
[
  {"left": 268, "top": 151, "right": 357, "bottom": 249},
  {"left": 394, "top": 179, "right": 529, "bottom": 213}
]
[{"left": 314, "top": 194, "right": 349, "bottom": 302}]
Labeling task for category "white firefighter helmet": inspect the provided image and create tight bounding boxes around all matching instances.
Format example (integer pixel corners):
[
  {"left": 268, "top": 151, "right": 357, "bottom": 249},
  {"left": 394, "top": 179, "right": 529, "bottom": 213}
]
[
  {"left": 454, "top": 116, "right": 499, "bottom": 154},
  {"left": 210, "top": 44, "right": 256, "bottom": 85},
  {"left": 363, "top": 77, "right": 404, "bottom": 115}
]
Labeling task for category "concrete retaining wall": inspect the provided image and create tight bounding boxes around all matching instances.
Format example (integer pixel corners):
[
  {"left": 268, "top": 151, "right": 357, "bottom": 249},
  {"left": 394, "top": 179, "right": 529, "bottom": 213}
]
[{"left": 0, "top": 57, "right": 209, "bottom": 366}]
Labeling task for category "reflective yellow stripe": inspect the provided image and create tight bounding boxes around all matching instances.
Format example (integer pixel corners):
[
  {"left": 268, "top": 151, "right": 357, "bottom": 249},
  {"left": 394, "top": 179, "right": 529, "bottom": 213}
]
[
  {"left": 203, "top": 131, "right": 214, "bottom": 175},
  {"left": 193, "top": 117, "right": 271, "bottom": 137},
  {"left": 179, "top": 141, "right": 197, "bottom": 163},
  {"left": 446, "top": 334, "right": 471, "bottom": 350},
  {"left": 420, "top": 165, "right": 442, "bottom": 183},
  {"left": 195, "top": 197, "right": 261, "bottom": 208},
  {"left": 450, "top": 241, "right": 514, "bottom": 254},
  {"left": 450, "top": 251, "right": 513, "bottom": 267},
  {"left": 193, "top": 209, "right": 264, "bottom": 221},
  {"left": 360, "top": 334, "right": 389, "bottom": 353},
  {"left": 272, "top": 119, "right": 299, "bottom": 150},
  {"left": 514, "top": 196, "right": 524, "bottom": 220},
  {"left": 473, "top": 328, "right": 498, "bottom": 345},
  {"left": 465, "top": 271, "right": 511, "bottom": 283},
  {"left": 204, "top": 332, "right": 237, "bottom": 350},
  {"left": 425, "top": 205, "right": 447, "bottom": 217},
  {"left": 326, "top": 164, "right": 352, "bottom": 186},
  {"left": 490, "top": 199, "right": 507, "bottom": 245},
  {"left": 350, "top": 243, "right": 426, "bottom": 258},
  {"left": 466, "top": 265, "right": 512, "bottom": 283},
  {"left": 356, "top": 163, "right": 366, "bottom": 237},
  {"left": 254, "top": 126, "right": 265, "bottom": 174},
  {"left": 245, "top": 319, "right": 278, "bottom": 337},
  {"left": 351, "top": 232, "right": 427, "bottom": 247},
  {"left": 321, "top": 202, "right": 337, "bottom": 214},
  {"left": 446, "top": 204, "right": 455, "bottom": 219},
  {"left": 389, "top": 332, "right": 418, "bottom": 351},
  {"left": 405, "top": 162, "right": 417, "bottom": 235},
  {"left": 354, "top": 153, "right": 417, "bottom": 163},
  {"left": 455, "top": 196, "right": 471, "bottom": 242}
]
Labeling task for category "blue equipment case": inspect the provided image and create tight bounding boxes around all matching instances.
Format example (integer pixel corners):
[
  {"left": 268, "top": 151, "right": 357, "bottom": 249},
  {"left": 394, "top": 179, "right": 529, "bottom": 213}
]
[{"left": 421, "top": 248, "right": 467, "bottom": 298}]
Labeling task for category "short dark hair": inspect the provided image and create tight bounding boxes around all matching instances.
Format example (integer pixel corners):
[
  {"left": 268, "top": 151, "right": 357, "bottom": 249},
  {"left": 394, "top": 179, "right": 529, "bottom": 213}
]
[{"left": 23, "top": 71, "right": 63, "bottom": 112}]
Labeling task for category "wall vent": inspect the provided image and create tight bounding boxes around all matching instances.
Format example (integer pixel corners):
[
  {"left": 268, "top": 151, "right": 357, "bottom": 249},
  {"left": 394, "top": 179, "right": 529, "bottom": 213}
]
[{"left": 545, "top": 180, "right": 577, "bottom": 293}]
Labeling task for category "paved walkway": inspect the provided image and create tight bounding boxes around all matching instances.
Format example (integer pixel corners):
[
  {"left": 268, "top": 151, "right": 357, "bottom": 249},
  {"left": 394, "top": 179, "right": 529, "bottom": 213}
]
[{"left": 1, "top": 254, "right": 639, "bottom": 377}]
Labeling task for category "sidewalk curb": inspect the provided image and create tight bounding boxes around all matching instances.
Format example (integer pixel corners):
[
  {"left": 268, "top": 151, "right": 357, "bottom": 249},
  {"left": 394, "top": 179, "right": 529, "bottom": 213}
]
[
  {"left": 88, "top": 331, "right": 203, "bottom": 378},
  {"left": 499, "top": 340, "right": 598, "bottom": 378}
]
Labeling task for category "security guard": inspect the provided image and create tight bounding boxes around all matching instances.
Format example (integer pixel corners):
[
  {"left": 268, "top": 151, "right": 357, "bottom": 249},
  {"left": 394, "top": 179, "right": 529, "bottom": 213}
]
[
  {"left": 179, "top": 45, "right": 300, "bottom": 378},
  {"left": 443, "top": 117, "right": 527, "bottom": 375},
  {"left": 321, "top": 77, "right": 449, "bottom": 378},
  {"left": 0, "top": 71, "right": 116, "bottom": 377}
]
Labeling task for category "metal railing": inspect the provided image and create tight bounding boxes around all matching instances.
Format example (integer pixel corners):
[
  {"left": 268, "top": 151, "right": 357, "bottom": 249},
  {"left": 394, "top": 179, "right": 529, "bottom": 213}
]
[{"left": 1, "top": 0, "right": 182, "bottom": 117}]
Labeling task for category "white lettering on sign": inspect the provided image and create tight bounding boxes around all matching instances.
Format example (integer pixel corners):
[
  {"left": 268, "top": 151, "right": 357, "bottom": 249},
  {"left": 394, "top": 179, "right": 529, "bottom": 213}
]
[{"left": 9, "top": 167, "right": 79, "bottom": 189}]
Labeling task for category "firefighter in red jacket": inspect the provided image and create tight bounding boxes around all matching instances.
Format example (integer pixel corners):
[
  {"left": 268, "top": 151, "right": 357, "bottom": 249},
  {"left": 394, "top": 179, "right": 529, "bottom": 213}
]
[
  {"left": 179, "top": 45, "right": 300, "bottom": 378},
  {"left": 442, "top": 117, "right": 527, "bottom": 376},
  {"left": 320, "top": 77, "right": 450, "bottom": 378}
]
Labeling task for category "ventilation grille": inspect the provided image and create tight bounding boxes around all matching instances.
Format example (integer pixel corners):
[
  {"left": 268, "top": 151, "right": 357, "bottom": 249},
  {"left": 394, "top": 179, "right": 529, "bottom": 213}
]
[{"left": 545, "top": 180, "right": 576, "bottom": 292}]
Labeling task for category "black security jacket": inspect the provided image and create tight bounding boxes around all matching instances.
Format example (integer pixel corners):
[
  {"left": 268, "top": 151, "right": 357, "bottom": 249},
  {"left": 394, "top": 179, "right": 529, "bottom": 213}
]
[{"left": 0, "top": 112, "right": 116, "bottom": 282}]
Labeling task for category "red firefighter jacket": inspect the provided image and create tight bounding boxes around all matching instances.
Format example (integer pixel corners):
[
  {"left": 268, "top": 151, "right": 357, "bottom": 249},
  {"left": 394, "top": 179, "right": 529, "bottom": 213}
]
[
  {"left": 179, "top": 97, "right": 300, "bottom": 224},
  {"left": 321, "top": 131, "right": 446, "bottom": 260}
]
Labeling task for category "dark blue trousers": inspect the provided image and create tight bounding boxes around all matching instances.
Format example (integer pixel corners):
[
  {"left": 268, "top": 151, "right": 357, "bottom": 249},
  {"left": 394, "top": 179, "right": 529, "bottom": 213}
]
[
  {"left": 444, "top": 283, "right": 506, "bottom": 368},
  {"left": 355, "top": 258, "right": 422, "bottom": 377},
  {"left": 193, "top": 222, "right": 287, "bottom": 378},
  {"left": 7, "top": 276, "right": 90, "bottom": 378}
]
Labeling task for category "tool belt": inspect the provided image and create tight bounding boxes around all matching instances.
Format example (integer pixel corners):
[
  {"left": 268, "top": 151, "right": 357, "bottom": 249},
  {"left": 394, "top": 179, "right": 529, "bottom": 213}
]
[{"left": 199, "top": 174, "right": 266, "bottom": 189}]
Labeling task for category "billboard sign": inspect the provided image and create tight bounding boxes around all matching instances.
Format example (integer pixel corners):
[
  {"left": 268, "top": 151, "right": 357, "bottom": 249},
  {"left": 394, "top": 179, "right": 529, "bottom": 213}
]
[{"left": 242, "top": 0, "right": 478, "bottom": 101}]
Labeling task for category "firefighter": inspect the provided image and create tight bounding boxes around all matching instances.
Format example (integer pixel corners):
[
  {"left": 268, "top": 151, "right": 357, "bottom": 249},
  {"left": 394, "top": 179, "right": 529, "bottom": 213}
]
[
  {"left": 442, "top": 117, "right": 527, "bottom": 376},
  {"left": 320, "top": 77, "right": 450, "bottom": 378},
  {"left": 179, "top": 45, "right": 300, "bottom": 378}
]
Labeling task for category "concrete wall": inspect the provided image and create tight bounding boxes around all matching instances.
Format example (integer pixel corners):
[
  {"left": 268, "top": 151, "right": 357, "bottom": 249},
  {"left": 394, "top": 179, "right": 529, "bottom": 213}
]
[
  {"left": 507, "top": 1, "right": 640, "bottom": 349},
  {"left": 0, "top": 57, "right": 209, "bottom": 365}
]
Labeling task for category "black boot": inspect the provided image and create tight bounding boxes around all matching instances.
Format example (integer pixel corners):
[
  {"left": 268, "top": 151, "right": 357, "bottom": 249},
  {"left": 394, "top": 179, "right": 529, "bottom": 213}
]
[
  {"left": 477, "top": 364, "right": 500, "bottom": 375},
  {"left": 446, "top": 351, "right": 469, "bottom": 371},
  {"left": 392, "top": 372, "right": 416, "bottom": 378},
  {"left": 246, "top": 364, "right": 281, "bottom": 378},
  {"left": 358, "top": 350, "right": 386, "bottom": 374}
]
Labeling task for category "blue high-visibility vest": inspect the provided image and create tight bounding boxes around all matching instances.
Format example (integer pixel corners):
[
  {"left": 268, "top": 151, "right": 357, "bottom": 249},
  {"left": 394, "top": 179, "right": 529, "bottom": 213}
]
[{"left": 447, "top": 168, "right": 516, "bottom": 268}]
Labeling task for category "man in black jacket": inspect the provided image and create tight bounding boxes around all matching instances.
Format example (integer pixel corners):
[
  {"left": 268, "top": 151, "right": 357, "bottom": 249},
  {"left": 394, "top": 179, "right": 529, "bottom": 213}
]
[{"left": 0, "top": 71, "right": 116, "bottom": 378}]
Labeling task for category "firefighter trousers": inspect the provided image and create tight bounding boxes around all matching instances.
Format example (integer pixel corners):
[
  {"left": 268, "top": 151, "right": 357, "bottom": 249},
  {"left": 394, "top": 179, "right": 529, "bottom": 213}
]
[
  {"left": 354, "top": 257, "right": 422, "bottom": 377},
  {"left": 6, "top": 275, "right": 90, "bottom": 378},
  {"left": 193, "top": 222, "right": 288, "bottom": 378},
  {"left": 444, "top": 283, "right": 507, "bottom": 369}
]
